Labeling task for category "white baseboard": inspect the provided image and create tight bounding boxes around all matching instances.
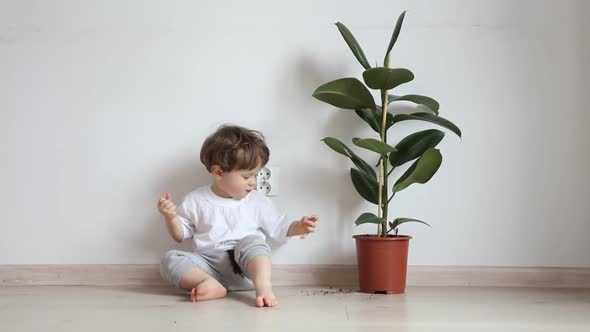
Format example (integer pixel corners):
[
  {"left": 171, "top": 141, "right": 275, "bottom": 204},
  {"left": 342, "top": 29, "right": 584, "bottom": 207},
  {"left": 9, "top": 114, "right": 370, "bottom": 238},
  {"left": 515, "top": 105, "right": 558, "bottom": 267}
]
[{"left": 1, "top": 265, "right": 589, "bottom": 288}]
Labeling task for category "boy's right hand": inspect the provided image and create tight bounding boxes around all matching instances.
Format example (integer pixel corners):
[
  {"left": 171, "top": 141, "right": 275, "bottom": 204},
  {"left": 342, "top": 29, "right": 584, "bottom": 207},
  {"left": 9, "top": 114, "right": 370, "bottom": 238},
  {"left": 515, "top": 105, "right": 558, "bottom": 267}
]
[{"left": 158, "top": 192, "right": 177, "bottom": 219}]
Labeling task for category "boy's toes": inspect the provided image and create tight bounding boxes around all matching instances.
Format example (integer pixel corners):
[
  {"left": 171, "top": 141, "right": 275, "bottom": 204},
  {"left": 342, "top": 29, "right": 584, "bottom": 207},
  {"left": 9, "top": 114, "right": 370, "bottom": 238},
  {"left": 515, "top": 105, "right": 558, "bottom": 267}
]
[
  {"left": 190, "top": 279, "right": 227, "bottom": 302},
  {"left": 191, "top": 287, "right": 207, "bottom": 302},
  {"left": 255, "top": 295, "right": 277, "bottom": 307},
  {"left": 263, "top": 295, "right": 277, "bottom": 307}
]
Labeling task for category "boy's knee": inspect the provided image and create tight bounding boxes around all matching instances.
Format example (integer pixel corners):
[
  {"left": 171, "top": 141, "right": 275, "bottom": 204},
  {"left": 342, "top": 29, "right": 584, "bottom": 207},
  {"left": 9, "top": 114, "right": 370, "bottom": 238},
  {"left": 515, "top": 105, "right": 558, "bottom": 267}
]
[
  {"left": 234, "top": 235, "right": 270, "bottom": 269},
  {"left": 236, "top": 235, "right": 268, "bottom": 249},
  {"left": 235, "top": 236, "right": 269, "bottom": 255},
  {"left": 160, "top": 250, "right": 179, "bottom": 267},
  {"left": 160, "top": 250, "right": 186, "bottom": 285}
]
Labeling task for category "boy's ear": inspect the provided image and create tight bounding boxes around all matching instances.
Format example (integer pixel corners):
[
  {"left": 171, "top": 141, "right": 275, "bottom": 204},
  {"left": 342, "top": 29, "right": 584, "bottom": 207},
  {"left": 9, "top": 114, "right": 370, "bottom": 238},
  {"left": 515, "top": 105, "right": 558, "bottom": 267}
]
[{"left": 211, "top": 165, "right": 224, "bottom": 179}]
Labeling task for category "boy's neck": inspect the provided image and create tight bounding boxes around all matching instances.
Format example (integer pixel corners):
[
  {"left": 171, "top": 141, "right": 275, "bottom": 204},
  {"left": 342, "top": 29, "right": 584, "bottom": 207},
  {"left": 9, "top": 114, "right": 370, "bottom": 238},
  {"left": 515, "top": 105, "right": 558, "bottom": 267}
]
[{"left": 210, "top": 183, "right": 233, "bottom": 199}]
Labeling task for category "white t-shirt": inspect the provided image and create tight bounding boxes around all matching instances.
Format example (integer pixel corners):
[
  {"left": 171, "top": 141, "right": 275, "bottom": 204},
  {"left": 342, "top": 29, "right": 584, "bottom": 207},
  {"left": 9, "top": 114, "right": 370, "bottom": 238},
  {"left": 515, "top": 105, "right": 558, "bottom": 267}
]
[{"left": 176, "top": 185, "right": 292, "bottom": 252}]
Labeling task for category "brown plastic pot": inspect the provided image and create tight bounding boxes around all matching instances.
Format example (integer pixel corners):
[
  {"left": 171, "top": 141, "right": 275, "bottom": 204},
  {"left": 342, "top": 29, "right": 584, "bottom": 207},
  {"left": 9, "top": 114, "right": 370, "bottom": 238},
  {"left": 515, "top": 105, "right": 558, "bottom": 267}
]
[{"left": 353, "top": 234, "right": 412, "bottom": 294}]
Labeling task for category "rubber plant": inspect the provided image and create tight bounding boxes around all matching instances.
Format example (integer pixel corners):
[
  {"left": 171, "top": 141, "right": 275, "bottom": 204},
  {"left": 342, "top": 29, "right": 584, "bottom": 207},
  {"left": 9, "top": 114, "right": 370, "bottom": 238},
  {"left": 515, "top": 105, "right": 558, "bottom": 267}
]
[{"left": 312, "top": 11, "right": 461, "bottom": 237}]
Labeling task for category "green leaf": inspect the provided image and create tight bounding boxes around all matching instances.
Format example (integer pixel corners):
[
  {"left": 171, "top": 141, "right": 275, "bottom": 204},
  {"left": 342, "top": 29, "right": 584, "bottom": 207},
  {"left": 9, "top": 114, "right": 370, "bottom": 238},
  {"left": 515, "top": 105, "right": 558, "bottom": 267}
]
[
  {"left": 389, "top": 129, "right": 444, "bottom": 168},
  {"left": 321, "top": 137, "right": 352, "bottom": 158},
  {"left": 351, "top": 155, "right": 377, "bottom": 181},
  {"left": 393, "top": 148, "right": 442, "bottom": 192},
  {"left": 391, "top": 112, "right": 462, "bottom": 138},
  {"left": 354, "top": 106, "right": 394, "bottom": 134},
  {"left": 388, "top": 94, "right": 440, "bottom": 115},
  {"left": 335, "top": 22, "right": 371, "bottom": 70},
  {"left": 389, "top": 218, "right": 431, "bottom": 230},
  {"left": 321, "top": 137, "right": 376, "bottom": 180},
  {"left": 350, "top": 168, "right": 379, "bottom": 204},
  {"left": 354, "top": 108, "right": 380, "bottom": 133},
  {"left": 384, "top": 11, "right": 407, "bottom": 65},
  {"left": 352, "top": 138, "right": 397, "bottom": 155},
  {"left": 313, "top": 78, "right": 376, "bottom": 110},
  {"left": 362, "top": 67, "right": 414, "bottom": 90},
  {"left": 355, "top": 212, "right": 386, "bottom": 226}
]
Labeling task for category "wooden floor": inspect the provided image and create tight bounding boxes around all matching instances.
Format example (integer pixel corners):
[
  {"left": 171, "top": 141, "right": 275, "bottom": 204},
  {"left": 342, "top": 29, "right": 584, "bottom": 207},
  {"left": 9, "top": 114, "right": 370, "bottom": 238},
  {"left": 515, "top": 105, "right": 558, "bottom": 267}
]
[{"left": 1, "top": 285, "right": 589, "bottom": 331}]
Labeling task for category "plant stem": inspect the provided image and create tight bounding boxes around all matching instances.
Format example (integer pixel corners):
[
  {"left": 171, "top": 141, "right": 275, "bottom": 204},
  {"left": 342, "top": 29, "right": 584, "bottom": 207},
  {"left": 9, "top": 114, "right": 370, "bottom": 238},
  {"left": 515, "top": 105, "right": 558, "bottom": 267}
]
[
  {"left": 380, "top": 91, "right": 389, "bottom": 237},
  {"left": 377, "top": 157, "right": 384, "bottom": 235},
  {"left": 378, "top": 54, "right": 392, "bottom": 238}
]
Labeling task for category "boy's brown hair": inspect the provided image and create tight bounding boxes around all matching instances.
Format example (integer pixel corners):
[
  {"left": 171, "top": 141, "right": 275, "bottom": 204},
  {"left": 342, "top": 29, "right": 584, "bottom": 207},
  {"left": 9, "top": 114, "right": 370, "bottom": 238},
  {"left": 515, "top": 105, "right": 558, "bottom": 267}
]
[{"left": 200, "top": 124, "right": 270, "bottom": 173}]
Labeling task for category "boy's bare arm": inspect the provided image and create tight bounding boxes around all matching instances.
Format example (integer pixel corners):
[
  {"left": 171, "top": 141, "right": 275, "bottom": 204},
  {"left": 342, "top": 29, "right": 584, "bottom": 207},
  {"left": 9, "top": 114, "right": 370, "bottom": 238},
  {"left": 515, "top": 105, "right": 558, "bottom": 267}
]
[
  {"left": 287, "top": 215, "right": 319, "bottom": 239},
  {"left": 164, "top": 216, "right": 184, "bottom": 243}
]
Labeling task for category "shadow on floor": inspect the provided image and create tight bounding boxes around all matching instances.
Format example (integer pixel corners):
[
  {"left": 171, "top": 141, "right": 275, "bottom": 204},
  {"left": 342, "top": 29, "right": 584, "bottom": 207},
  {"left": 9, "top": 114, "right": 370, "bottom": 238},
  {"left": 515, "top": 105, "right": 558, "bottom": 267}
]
[{"left": 119, "top": 285, "right": 259, "bottom": 306}]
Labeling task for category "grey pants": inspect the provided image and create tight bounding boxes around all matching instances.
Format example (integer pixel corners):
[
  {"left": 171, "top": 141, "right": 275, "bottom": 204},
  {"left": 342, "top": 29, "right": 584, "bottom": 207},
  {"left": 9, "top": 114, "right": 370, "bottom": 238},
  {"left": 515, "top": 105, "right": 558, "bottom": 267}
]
[{"left": 160, "top": 235, "right": 270, "bottom": 291}]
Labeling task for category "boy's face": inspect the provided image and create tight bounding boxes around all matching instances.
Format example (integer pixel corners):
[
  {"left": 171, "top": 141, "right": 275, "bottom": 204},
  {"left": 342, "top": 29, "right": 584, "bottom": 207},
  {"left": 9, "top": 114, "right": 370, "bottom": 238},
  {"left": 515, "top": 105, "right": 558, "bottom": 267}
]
[{"left": 212, "top": 165, "right": 261, "bottom": 200}]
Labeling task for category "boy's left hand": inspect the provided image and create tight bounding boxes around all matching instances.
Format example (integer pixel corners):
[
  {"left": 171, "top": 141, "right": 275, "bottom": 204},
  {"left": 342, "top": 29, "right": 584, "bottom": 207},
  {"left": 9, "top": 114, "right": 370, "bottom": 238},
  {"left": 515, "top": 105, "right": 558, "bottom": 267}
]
[{"left": 298, "top": 214, "right": 319, "bottom": 239}]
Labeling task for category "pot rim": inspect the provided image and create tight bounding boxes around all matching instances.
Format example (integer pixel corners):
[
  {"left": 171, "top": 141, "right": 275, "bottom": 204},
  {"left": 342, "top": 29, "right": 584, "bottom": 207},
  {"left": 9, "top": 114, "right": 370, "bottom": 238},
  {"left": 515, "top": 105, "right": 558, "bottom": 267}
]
[{"left": 353, "top": 234, "right": 412, "bottom": 241}]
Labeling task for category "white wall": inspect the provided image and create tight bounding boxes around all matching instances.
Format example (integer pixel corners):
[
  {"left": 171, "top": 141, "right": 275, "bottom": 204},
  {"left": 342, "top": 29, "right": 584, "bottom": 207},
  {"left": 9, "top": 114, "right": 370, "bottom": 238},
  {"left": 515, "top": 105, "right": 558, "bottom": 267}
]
[{"left": 1, "top": 0, "right": 589, "bottom": 267}]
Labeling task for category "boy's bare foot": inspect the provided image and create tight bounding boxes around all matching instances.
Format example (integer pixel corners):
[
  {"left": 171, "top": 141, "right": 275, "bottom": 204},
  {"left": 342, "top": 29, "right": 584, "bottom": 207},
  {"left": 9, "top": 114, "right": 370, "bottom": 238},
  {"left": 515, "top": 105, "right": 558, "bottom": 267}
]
[
  {"left": 255, "top": 282, "right": 277, "bottom": 307},
  {"left": 190, "top": 278, "right": 227, "bottom": 302}
]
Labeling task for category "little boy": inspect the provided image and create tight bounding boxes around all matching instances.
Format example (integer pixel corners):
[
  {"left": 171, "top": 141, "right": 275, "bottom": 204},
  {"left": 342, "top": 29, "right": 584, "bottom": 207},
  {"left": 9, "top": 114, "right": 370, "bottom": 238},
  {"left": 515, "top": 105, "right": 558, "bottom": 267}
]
[{"left": 158, "top": 124, "right": 319, "bottom": 307}]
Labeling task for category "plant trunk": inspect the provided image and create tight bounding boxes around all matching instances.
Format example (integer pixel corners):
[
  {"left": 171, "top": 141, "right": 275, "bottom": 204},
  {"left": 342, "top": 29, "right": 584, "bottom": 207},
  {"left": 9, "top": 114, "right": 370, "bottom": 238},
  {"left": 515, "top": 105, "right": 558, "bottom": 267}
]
[
  {"left": 380, "top": 90, "right": 389, "bottom": 237},
  {"left": 378, "top": 54, "right": 391, "bottom": 237}
]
